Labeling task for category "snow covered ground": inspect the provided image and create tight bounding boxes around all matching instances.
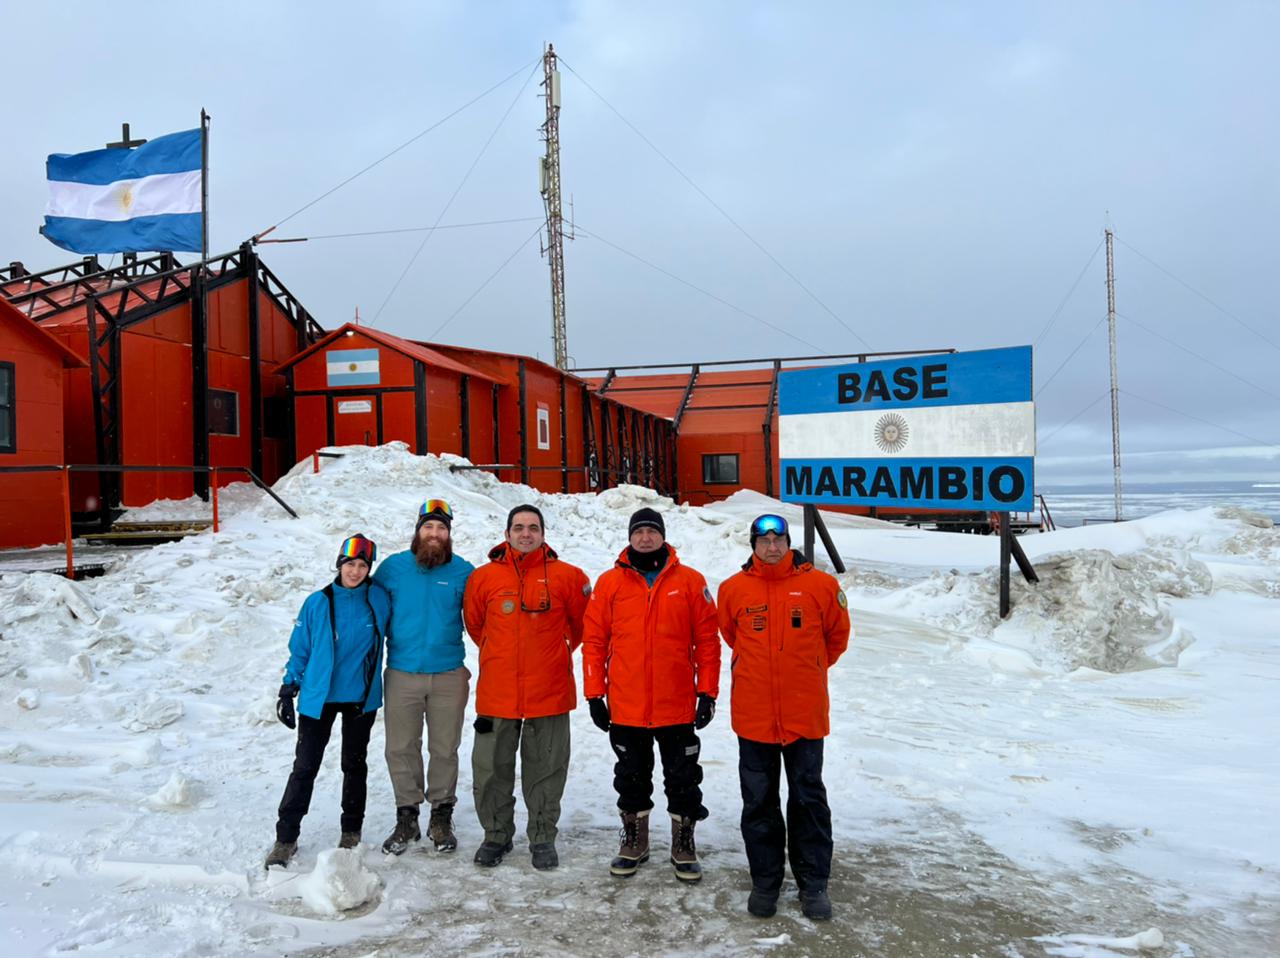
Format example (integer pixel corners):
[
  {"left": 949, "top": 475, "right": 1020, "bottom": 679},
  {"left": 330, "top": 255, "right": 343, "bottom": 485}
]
[{"left": 1, "top": 444, "right": 1277, "bottom": 957}]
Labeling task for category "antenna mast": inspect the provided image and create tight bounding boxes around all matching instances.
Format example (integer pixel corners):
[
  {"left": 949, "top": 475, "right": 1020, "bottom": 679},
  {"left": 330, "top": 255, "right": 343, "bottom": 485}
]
[
  {"left": 540, "top": 43, "right": 570, "bottom": 370},
  {"left": 1105, "top": 228, "right": 1123, "bottom": 521}
]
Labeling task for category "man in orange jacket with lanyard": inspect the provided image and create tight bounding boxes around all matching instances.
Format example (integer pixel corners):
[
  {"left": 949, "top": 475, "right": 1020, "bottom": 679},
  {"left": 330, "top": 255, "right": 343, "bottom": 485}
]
[
  {"left": 583, "top": 507, "right": 720, "bottom": 882},
  {"left": 463, "top": 504, "right": 591, "bottom": 871},
  {"left": 717, "top": 513, "right": 850, "bottom": 921}
]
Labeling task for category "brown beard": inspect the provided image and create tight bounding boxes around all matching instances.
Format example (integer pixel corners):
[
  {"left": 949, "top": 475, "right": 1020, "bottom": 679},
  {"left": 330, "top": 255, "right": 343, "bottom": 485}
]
[{"left": 412, "top": 533, "right": 453, "bottom": 569}]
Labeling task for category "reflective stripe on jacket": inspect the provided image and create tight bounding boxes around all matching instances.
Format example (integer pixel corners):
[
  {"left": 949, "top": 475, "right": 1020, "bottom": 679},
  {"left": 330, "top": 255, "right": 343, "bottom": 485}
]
[
  {"left": 582, "top": 546, "right": 720, "bottom": 728},
  {"left": 716, "top": 550, "right": 850, "bottom": 744},
  {"left": 463, "top": 542, "right": 590, "bottom": 719}
]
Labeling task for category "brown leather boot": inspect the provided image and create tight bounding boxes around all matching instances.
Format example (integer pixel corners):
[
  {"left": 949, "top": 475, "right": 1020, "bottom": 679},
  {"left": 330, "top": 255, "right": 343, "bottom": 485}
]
[
  {"left": 610, "top": 809, "right": 650, "bottom": 877},
  {"left": 670, "top": 814, "right": 702, "bottom": 882}
]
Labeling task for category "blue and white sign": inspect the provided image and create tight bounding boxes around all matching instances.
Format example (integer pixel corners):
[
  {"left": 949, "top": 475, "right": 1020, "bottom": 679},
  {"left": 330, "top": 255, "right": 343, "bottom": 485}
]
[
  {"left": 42, "top": 128, "right": 204, "bottom": 254},
  {"left": 778, "top": 346, "right": 1034, "bottom": 511},
  {"left": 326, "top": 348, "right": 381, "bottom": 387}
]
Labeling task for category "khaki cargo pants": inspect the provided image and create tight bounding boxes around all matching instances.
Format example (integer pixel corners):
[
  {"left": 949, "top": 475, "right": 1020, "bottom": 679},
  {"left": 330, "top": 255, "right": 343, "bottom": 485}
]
[{"left": 383, "top": 665, "right": 470, "bottom": 809}]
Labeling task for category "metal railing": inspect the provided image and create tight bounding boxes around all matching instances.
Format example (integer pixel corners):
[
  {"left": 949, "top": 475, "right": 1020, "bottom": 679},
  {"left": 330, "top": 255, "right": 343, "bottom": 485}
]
[{"left": 0, "top": 463, "right": 297, "bottom": 578}]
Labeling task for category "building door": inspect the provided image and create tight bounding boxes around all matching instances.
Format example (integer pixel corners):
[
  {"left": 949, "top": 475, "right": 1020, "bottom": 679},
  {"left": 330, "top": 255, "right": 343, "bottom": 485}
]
[{"left": 333, "top": 395, "right": 377, "bottom": 446}]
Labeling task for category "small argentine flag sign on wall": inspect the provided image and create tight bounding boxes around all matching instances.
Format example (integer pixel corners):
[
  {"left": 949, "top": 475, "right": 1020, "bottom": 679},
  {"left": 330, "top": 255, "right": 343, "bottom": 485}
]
[{"left": 326, "top": 348, "right": 380, "bottom": 387}]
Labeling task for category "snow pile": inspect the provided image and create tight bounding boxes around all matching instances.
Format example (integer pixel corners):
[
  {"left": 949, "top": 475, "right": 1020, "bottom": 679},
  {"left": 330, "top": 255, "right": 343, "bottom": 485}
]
[
  {"left": 1037, "top": 926, "right": 1165, "bottom": 956},
  {"left": 296, "top": 848, "right": 381, "bottom": 916}
]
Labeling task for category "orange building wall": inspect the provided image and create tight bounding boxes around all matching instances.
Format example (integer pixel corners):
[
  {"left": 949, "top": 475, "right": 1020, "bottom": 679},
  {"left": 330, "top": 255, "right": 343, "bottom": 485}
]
[{"left": 0, "top": 327, "right": 68, "bottom": 548}]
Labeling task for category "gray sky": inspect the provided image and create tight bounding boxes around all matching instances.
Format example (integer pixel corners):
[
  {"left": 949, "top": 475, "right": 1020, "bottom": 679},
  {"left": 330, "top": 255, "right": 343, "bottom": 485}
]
[{"left": 3, "top": 1, "right": 1277, "bottom": 487}]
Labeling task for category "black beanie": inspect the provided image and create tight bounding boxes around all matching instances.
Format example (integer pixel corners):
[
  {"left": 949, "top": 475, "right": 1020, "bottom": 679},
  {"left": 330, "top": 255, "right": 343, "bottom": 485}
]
[
  {"left": 507, "top": 503, "right": 545, "bottom": 531},
  {"left": 416, "top": 503, "right": 452, "bottom": 531},
  {"left": 628, "top": 507, "right": 665, "bottom": 538}
]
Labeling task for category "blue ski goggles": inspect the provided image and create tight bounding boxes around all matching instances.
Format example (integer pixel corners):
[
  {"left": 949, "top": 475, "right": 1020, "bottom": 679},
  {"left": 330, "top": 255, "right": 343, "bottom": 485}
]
[{"left": 750, "top": 514, "right": 789, "bottom": 538}]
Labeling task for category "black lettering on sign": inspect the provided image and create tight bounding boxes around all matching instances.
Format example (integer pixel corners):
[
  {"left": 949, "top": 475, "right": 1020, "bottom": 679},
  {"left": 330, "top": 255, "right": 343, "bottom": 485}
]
[
  {"left": 989, "top": 465, "right": 1024, "bottom": 503},
  {"left": 842, "top": 466, "right": 867, "bottom": 497},
  {"left": 837, "top": 373, "right": 860, "bottom": 403},
  {"left": 865, "top": 370, "right": 891, "bottom": 401},
  {"left": 901, "top": 467, "right": 932, "bottom": 499},
  {"left": 892, "top": 366, "right": 918, "bottom": 400},
  {"left": 868, "top": 467, "right": 896, "bottom": 498},
  {"left": 784, "top": 466, "right": 813, "bottom": 497},
  {"left": 922, "top": 364, "right": 948, "bottom": 399},
  {"left": 939, "top": 466, "right": 968, "bottom": 501},
  {"left": 814, "top": 467, "right": 840, "bottom": 496}
]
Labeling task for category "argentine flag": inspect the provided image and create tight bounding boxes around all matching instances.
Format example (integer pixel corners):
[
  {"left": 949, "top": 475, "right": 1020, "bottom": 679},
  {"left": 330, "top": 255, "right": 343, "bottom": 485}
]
[{"left": 42, "top": 128, "right": 203, "bottom": 254}]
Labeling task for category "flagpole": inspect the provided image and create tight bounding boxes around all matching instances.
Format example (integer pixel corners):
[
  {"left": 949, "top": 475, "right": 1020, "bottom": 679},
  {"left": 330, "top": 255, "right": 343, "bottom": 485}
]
[{"left": 200, "top": 108, "right": 210, "bottom": 267}]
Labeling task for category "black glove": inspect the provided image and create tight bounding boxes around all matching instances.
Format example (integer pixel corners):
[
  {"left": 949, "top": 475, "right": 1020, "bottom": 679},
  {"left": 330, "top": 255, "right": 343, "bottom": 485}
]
[
  {"left": 276, "top": 683, "right": 299, "bottom": 730},
  {"left": 694, "top": 693, "right": 716, "bottom": 730},
  {"left": 588, "top": 697, "right": 611, "bottom": 732}
]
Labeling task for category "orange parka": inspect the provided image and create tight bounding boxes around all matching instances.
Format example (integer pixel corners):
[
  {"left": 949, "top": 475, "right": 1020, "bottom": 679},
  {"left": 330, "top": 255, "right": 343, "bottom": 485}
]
[
  {"left": 716, "top": 550, "right": 851, "bottom": 745},
  {"left": 463, "top": 543, "right": 591, "bottom": 720},
  {"left": 582, "top": 546, "right": 720, "bottom": 728}
]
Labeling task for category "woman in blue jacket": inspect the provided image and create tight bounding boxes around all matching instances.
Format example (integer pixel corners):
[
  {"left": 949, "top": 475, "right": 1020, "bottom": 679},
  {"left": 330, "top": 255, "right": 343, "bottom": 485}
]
[{"left": 266, "top": 534, "right": 391, "bottom": 868}]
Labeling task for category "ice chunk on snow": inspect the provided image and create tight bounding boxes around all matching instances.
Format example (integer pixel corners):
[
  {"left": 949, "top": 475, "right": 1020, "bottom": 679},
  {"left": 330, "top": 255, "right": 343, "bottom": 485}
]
[
  {"left": 1039, "top": 927, "right": 1165, "bottom": 954},
  {"left": 147, "top": 771, "right": 196, "bottom": 808},
  {"left": 68, "top": 651, "right": 95, "bottom": 681},
  {"left": 15, "top": 688, "right": 39, "bottom": 710},
  {"left": 297, "top": 848, "right": 380, "bottom": 916},
  {"left": 121, "top": 694, "right": 184, "bottom": 732}
]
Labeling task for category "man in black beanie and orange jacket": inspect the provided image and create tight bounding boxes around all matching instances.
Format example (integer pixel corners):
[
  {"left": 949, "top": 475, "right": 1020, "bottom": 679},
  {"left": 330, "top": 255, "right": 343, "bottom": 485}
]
[{"left": 582, "top": 507, "right": 720, "bottom": 881}]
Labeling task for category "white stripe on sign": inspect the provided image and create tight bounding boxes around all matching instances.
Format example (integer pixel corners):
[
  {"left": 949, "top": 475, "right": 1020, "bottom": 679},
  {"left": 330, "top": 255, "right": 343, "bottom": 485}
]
[
  {"left": 46, "top": 170, "right": 203, "bottom": 222},
  {"left": 780, "top": 400, "right": 1035, "bottom": 459},
  {"left": 326, "top": 360, "right": 379, "bottom": 375}
]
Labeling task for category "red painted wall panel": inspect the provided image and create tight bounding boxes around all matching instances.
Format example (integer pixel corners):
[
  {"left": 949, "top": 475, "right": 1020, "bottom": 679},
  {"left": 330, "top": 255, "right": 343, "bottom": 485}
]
[{"left": 0, "top": 323, "right": 68, "bottom": 547}]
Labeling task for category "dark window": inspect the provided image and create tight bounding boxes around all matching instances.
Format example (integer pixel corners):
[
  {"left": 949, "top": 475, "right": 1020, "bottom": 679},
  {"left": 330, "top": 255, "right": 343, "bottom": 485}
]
[
  {"left": 0, "top": 362, "right": 13, "bottom": 453},
  {"left": 263, "top": 396, "right": 288, "bottom": 440},
  {"left": 208, "top": 389, "right": 239, "bottom": 436},
  {"left": 702, "top": 453, "right": 739, "bottom": 484}
]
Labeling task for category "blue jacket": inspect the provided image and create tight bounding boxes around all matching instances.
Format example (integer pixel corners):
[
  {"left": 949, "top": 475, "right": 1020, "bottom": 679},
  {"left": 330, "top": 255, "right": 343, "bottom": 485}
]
[
  {"left": 373, "top": 550, "right": 474, "bottom": 674},
  {"left": 283, "top": 579, "right": 391, "bottom": 719}
]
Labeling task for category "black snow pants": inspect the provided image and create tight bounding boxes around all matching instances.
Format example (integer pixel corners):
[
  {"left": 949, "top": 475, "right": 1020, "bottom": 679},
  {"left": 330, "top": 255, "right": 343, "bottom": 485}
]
[
  {"left": 275, "top": 702, "right": 377, "bottom": 842},
  {"left": 609, "top": 723, "right": 708, "bottom": 821},
  {"left": 738, "top": 736, "right": 832, "bottom": 894}
]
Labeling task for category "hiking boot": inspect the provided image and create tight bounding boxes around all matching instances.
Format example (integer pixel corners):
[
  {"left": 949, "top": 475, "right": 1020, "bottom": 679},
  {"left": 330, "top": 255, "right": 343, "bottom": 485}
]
[
  {"left": 748, "top": 886, "right": 779, "bottom": 917},
  {"left": 264, "top": 840, "right": 297, "bottom": 868},
  {"left": 473, "top": 839, "right": 514, "bottom": 867},
  {"left": 427, "top": 802, "right": 457, "bottom": 852},
  {"left": 381, "top": 805, "right": 420, "bottom": 856},
  {"left": 530, "top": 841, "right": 559, "bottom": 870},
  {"left": 669, "top": 814, "right": 702, "bottom": 882},
  {"left": 800, "top": 887, "right": 833, "bottom": 921},
  {"left": 610, "top": 809, "right": 650, "bottom": 877},
  {"left": 338, "top": 830, "right": 361, "bottom": 849}
]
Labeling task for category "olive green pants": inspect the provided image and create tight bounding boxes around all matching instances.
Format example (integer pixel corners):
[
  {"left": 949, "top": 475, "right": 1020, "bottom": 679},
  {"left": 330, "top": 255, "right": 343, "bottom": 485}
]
[{"left": 471, "top": 713, "right": 570, "bottom": 846}]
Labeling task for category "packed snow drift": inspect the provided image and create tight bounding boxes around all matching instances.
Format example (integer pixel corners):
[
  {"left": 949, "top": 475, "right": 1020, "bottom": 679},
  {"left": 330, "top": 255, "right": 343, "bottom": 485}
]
[{"left": 1, "top": 444, "right": 1277, "bottom": 957}]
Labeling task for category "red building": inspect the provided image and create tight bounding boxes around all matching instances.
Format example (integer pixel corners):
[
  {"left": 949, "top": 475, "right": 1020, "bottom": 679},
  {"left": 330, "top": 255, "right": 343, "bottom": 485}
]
[
  {"left": 0, "top": 297, "right": 85, "bottom": 547},
  {"left": 276, "top": 326, "right": 677, "bottom": 498},
  {"left": 1, "top": 245, "right": 321, "bottom": 522}
]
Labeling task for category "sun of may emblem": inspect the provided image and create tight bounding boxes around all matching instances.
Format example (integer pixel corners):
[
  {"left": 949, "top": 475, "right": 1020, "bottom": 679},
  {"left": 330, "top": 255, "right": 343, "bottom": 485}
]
[{"left": 873, "top": 412, "right": 910, "bottom": 453}]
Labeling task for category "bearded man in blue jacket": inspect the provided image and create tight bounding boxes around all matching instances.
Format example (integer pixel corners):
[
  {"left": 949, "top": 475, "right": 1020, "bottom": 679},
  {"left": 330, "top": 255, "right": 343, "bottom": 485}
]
[
  {"left": 267, "top": 534, "right": 390, "bottom": 868},
  {"left": 374, "top": 499, "right": 476, "bottom": 855}
]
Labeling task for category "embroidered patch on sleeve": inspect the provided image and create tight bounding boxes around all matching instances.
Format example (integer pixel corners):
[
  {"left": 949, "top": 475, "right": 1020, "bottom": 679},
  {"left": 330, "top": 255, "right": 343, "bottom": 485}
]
[
  {"left": 583, "top": 583, "right": 592, "bottom": 596},
  {"left": 702, "top": 587, "right": 713, "bottom": 603},
  {"left": 837, "top": 592, "right": 848, "bottom": 609}
]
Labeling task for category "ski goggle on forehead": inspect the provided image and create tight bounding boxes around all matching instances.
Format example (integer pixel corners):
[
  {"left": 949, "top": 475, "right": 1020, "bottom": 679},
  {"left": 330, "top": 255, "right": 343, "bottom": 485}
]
[
  {"left": 338, "top": 536, "right": 377, "bottom": 565},
  {"left": 751, "top": 514, "right": 789, "bottom": 538},
  {"left": 419, "top": 498, "right": 453, "bottom": 519}
]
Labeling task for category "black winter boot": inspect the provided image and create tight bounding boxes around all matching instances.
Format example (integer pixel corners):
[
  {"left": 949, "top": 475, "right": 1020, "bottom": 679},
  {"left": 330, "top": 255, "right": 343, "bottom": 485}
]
[
  {"left": 800, "top": 887, "right": 833, "bottom": 920},
  {"left": 381, "top": 805, "right": 420, "bottom": 855},
  {"left": 427, "top": 802, "right": 457, "bottom": 852},
  {"left": 473, "top": 838, "right": 514, "bottom": 867},
  {"left": 670, "top": 814, "right": 702, "bottom": 882},
  {"left": 748, "top": 886, "right": 779, "bottom": 917}
]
